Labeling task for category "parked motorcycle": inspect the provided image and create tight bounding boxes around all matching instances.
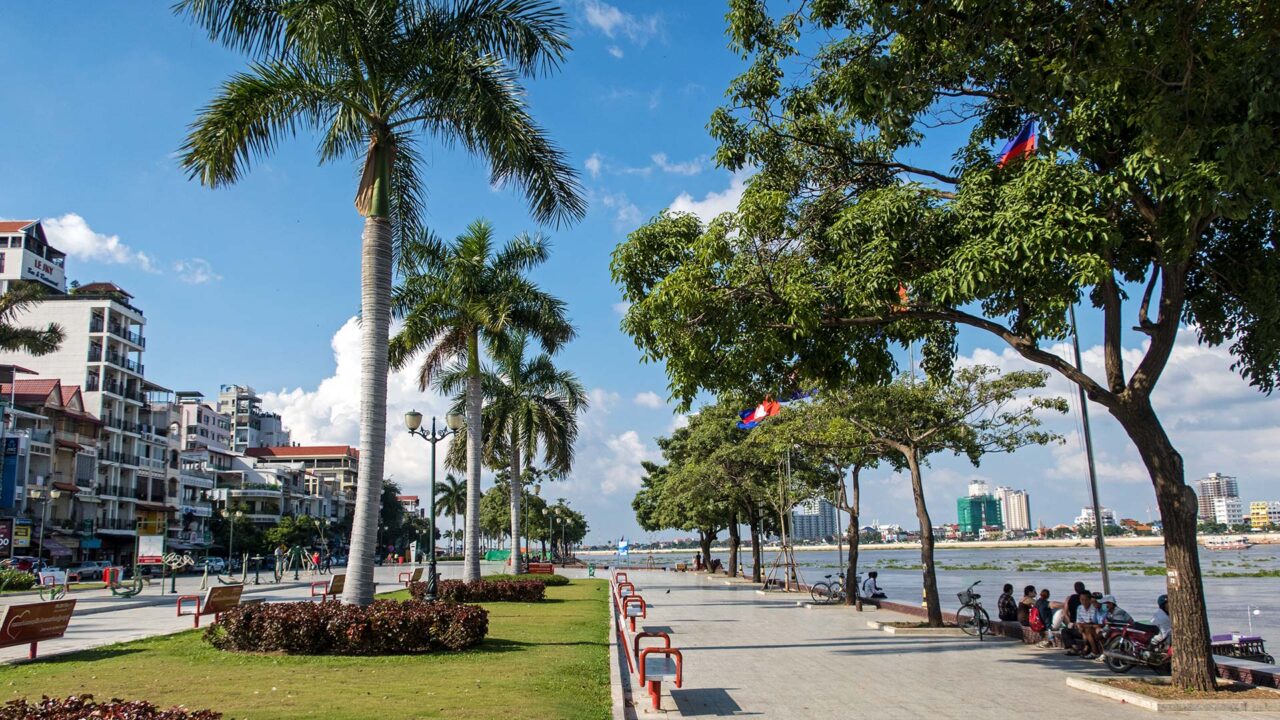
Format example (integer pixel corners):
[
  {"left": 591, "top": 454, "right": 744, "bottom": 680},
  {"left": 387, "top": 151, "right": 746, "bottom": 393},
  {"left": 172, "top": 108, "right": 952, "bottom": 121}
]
[{"left": 1102, "top": 622, "right": 1171, "bottom": 674}]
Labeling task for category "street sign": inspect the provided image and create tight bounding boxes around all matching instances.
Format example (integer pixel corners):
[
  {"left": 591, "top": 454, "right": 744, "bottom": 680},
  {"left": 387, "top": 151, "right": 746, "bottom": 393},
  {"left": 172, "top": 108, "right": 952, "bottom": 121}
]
[
  {"left": 0, "top": 598, "right": 76, "bottom": 659},
  {"left": 202, "top": 585, "right": 244, "bottom": 616},
  {"left": 136, "top": 534, "right": 164, "bottom": 565},
  {"left": 12, "top": 523, "right": 30, "bottom": 550},
  {"left": 618, "top": 537, "right": 629, "bottom": 557}
]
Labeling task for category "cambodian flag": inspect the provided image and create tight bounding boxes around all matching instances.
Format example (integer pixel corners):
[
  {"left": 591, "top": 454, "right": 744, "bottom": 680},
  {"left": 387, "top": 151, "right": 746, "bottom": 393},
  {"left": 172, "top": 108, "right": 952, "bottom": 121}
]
[
  {"left": 737, "top": 395, "right": 781, "bottom": 430},
  {"left": 997, "top": 119, "right": 1038, "bottom": 168}
]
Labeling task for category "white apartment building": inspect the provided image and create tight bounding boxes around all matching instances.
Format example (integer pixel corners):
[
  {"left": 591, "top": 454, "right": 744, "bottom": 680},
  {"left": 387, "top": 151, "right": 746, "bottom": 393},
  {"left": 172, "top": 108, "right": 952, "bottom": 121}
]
[
  {"left": 1074, "top": 506, "right": 1118, "bottom": 528},
  {"left": 1196, "top": 472, "right": 1240, "bottom": 521},
  {"left": 0, "top": 220, "right": 66, "bottom": 293},
  {"left": 1211, "top": 496, "right": 1244, "bottom": 526},
  {"left": 217, "top": 384, "right": 291, "bottom": 452},
  {"left": 994, "top": 486, "right": 1032, "bottom": 532},
  {"left": 176, "top": 392, "right": 232, "bottom": 452},
  {"left": 967, "top": 480, "right": 990, "bottom": 497},
  {"left": 0, "top": 269, "right": 153, "bottom": 560}
]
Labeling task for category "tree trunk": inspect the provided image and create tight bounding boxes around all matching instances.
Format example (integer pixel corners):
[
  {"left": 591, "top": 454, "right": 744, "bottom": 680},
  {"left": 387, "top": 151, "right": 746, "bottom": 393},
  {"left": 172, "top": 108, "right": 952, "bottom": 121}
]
[
  {"left": 844, "top": 465, "right": 861, "bottom": 607},
  {"left": 341, "top": 211, "right": 392, "bottom": 606},
  {"left": 451, "top": 511, "right": 458, "bottom": 556},
  {"left": 508, "top": 427, "right": 522, "bottom": 575},
  {"left": 748, "top": 505, "right": 762, "bottom": 582},
  {"left": 698, "top": 530, "right": 713, "bottom": 571},
  {"left": 1116, "top": 400, "right": 1218, "bottom": 691},
  {"left": 905, "top": 447, "right": 942, "bottom": 626},
  {"left": 727, "top": 509, "right": 740, "bottom": 578},
  {"left": 463, "top": 331, "right": 484, "bottom": 582}
]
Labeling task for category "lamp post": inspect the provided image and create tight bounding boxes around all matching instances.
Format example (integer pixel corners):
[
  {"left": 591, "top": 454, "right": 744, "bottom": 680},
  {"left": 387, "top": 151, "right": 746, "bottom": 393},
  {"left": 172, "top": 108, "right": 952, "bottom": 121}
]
[
  {"left": 28, "top": 485, "right": 63, "bottom": 568},
  {"left": 405, "top": 409, "right": 463, "bottom": 601},
  {"left": 221, "top": 508, "right": 243, "bottom": 570}
]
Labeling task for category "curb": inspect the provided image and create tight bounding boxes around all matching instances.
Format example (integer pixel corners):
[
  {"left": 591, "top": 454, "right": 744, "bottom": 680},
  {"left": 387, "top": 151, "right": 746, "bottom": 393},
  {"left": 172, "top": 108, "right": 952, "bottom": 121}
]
[{"left": 1065, "top": 676, "right": 1280, "bottom": 712}]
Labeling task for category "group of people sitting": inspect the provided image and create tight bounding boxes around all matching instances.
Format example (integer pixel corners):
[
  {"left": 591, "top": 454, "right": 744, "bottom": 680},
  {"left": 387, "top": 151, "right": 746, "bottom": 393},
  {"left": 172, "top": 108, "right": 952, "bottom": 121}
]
[{"left": 997, "top": 581, "right": 1171, "bottom": 661}]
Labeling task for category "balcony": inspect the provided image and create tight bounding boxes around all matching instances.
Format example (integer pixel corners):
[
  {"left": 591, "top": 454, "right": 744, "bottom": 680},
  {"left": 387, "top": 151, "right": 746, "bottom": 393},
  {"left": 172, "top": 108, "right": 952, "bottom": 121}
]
[
  {"left": 89, "top": 318, "right": 104, "bottom": 333},
  {"left": 29, "top": 428, "right": 53, "bottom": 445},
  {"left": 96, "top": 518, "right": 137, "bottom": 534}
]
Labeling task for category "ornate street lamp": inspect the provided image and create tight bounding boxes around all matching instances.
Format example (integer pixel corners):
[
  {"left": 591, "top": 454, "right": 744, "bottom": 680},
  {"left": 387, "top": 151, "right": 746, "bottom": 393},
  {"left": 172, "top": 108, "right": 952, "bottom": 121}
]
[
  {"left": 221, "top": 507, "right": 243, "bottom": 570},
  {"left": 405, "top": 409, "right": 463, "bottom": 600}
]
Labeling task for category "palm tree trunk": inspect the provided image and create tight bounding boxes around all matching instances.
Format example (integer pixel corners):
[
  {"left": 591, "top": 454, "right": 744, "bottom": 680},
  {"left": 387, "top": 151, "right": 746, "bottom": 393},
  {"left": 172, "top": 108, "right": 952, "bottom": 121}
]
[
  {"left": 508, "top": 427, "right": 522, "bottom": 575},
  {"left": 463, "top": 330, "right": 484, "bottom": 582},
  {"left": 341, "top": 210, "right": 393, "bottom": 606},
  {"left": 451, "top": 511, "right": 458, "bottom": 556}
]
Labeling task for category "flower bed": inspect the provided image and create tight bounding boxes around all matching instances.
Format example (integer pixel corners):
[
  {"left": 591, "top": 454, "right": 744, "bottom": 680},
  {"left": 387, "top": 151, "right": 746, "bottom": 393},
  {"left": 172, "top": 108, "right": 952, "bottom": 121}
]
[
  {"left": 204, "top": 599, "right": 488, "bottom": 655},
  {"left": 483, "top": 573, "right": 570, "bottom": 587},
  {"left": 0, "top": 568, "right": 36, "bottom": 591},
  {"left": 410, "top": 578, "right": 547, "bottom": 603},
  {"left": 0, "top": 695, "right": 220, "bottom": 719}
]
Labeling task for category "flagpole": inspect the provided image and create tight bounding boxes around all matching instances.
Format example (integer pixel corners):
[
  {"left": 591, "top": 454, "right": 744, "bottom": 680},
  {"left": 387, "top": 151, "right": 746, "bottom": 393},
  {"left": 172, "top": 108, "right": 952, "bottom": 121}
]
[{"left": 1070, "top": 305, "right": 1111, "bottom": 594}]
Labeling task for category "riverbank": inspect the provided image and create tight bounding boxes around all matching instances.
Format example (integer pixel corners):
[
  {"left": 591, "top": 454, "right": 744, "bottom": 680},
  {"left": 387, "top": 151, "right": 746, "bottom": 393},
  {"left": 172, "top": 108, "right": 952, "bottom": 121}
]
[{"left": 582, "top": 533, "right": 1280, "bottom": 556}]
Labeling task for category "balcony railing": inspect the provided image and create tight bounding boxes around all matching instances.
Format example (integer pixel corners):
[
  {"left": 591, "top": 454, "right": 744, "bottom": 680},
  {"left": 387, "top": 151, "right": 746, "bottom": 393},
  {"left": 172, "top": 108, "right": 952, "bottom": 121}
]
[
  {"left": 89, "top": 318, "right": 104, "bottom": 333},
  {"left": 96, "top": 518, "right": 136, "bottom": 531}
]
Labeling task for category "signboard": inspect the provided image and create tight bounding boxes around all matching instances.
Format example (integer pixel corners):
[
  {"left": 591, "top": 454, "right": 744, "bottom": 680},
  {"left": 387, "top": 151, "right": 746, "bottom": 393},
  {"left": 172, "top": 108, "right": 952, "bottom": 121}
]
[
  {"left": 0, "top": 518, "right": 11, "bottom": 559},
  {"left": 0, "top": 599, "right": 76, "bottom": 651},
  {"left": 0, "top": 436, "right": 18, "bottom": 509},
  {"left": 618, "top": 537, "right": 629, "bottom": 557},
  {"left": 12, "top": 523, "right": 30, "bottom": 549},
  {"left": 202, "top": 585, "right": 244, "bottom": 616},
  {"left": 408, "top": 541, "right": 418, "bottom": 563},
  {"left": 136, "top": 534, "right": 165, "bottom": 565}
]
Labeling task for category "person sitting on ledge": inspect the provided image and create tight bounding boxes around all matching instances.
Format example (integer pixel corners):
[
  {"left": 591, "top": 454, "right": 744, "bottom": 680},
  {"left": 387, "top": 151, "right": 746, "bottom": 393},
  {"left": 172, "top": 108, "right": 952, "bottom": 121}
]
[
  {"left": 860, "top": 571, "right": 886, "bottom": 599},
  {"left": 1099, "top": 594, "right": 1133, "bottom": 625},
  {"left": 997, "top": 584, "right": 1018, "bottom": 622},
  {"left": 1018, "top": 584, "right": 1037, "bottom": 625}
]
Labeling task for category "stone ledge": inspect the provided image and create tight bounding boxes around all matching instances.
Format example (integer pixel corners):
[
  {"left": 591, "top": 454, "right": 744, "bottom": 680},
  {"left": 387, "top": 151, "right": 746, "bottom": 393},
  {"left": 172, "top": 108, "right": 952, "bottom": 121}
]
[
  {"left": 865, "top": 619, "right": 973, "bottom": 636},
  {"left": 1066, "top": 676, "right": 1280, "bottom": 712}
]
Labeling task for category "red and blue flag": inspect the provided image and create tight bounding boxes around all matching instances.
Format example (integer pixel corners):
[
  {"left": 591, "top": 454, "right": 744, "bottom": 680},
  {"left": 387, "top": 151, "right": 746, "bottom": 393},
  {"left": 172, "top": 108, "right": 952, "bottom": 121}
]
[
  {"left": 737, "top": 395, "right": 781, "bottom": 430},
  {"left": 997, "top": 119, "right": 1038, "bottom": 168}
]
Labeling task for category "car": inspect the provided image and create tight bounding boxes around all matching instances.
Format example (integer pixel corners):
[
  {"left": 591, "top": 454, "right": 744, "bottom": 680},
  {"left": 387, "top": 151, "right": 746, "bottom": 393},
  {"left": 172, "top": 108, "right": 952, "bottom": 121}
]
[
  {"left": 67, "top": 560, "right": 113, "bottom": 581},
  {"left": 200, "top": 557, "right": 226, "bottom": 573},
  {"left": 7, "top": 556, "right": 49, "bottom": 573}
]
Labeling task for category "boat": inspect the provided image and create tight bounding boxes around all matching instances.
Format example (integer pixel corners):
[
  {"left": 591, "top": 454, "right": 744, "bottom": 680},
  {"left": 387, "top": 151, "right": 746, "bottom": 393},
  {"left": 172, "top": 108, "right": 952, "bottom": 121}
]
[{"left": 1205, "top": 536, "right": 1252, "bottom": 551}]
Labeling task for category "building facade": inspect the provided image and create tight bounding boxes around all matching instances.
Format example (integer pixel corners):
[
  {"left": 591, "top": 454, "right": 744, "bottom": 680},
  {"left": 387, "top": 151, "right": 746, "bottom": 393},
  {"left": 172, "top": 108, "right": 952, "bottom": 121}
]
[
  {"left": 957, "top": 494, "right": 1002, "bottom": 535},
  {"left": 1250, "top": 501, "right": 1280, "bottom": 530},
  {"left": 1196, "top": 473, "right": 1240, "bottom": 521},
  {"left": 216, "top": 384, "right": 291, "bottom": 452},
  {"left": 791, "top": 497, "right": 838, "bottom": 540},
  {"left": 1074, "top": 506, "right": 1118, "bottom": 528},
  {"left": 243, "top": 445, "right": 356, "bottom": 522},
  {"left": 994, "top": 486, "right": 1031, "bottom": 532},
  {"left": 0, "top": 220, "right": 66, "bottom": 293},
  {"left": 1210, "top": 497, "right": 1244, "bottom": 526}
]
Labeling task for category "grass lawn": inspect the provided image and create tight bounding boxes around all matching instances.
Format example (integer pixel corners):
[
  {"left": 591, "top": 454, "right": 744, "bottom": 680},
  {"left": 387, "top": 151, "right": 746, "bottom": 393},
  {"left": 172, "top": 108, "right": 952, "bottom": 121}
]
[{"left": 5, "top": 579, "right": 611, "bottom": 720}]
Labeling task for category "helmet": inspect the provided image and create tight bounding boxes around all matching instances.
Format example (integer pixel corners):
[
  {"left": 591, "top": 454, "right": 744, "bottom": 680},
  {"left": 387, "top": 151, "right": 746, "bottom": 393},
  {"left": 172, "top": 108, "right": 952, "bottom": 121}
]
[{"left": 1157, "top": 594, "right": 1168, "bottom": 609}]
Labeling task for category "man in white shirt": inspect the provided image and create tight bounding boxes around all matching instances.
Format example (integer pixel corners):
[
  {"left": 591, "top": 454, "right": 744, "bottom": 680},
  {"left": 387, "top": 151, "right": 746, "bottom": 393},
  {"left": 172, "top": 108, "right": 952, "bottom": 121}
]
[
  {"left": 1150, "top": 594, "right": 1172, "bottom": 646},
  {"left": 860, "top": 571, "right": 886, "bottom": 599}
]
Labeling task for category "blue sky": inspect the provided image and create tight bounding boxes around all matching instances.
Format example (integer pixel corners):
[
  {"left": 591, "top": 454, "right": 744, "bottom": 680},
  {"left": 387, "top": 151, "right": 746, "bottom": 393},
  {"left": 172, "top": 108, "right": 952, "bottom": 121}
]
[{"left": 2, "top": 2, "right": 1276, "bottom": 544}]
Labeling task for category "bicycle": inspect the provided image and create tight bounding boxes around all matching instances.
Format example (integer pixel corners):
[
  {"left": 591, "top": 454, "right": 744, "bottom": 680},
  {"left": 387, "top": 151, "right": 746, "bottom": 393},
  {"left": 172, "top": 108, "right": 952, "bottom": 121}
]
[
  {"left": 809, "top": 571, "right": 847, "bottom": 605},
  {"left": 955, "top": 580, "right": 991, "bottom": 638}
]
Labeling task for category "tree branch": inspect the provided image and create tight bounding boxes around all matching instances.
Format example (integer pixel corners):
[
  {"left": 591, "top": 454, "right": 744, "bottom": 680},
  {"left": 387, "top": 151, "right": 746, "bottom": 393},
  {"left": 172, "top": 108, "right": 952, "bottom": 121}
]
[{"left": 1099, "top": 271, "right": 1128, "bottom": 394}]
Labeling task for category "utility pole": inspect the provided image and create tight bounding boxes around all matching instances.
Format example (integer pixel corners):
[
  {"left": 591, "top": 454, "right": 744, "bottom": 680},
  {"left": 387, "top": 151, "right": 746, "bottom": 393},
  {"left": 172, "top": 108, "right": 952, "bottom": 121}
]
[{"left": 1070, "top": 305, "right": 1111, "bottom": 594}]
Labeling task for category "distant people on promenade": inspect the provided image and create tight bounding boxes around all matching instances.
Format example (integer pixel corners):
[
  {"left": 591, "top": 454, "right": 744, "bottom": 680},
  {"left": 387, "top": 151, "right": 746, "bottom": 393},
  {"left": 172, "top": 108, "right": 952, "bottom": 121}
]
[
  {"left": 860, "top": 571, "right": 886, "bottom": 599},
  {"left": 998, "top": 584, "right": 1018, "bottom": 621}
]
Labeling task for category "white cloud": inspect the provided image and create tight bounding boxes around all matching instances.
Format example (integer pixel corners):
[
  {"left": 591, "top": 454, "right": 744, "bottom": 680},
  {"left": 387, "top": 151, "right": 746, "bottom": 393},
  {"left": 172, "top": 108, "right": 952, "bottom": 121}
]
[
  {"left": 581, "top": 1, "right": 661, "bottom": 46},
  {"left": 612, "top": 301, "right": 631, "bottom": 316},
  {"left": 608, "top": 45, "right": 624, "bottom": 59},
  {"left": 173, "top": 258, "right": 221, "bottom": 284},
  {"left": 587, "top": 388, "right": 621, "bottom": 415},
  {"left": 596, "top": 430, "right": 658, "bottom": 495},
  {"left": 669, "top": 170, "right": 751, "bottom": 223},
  {"left": 670, "top": 413, "right": 690, "bottom": 431},
  {"left": 584, "top": 152, "right": 603, "bottom": 179},
  {"left": 600, "top": 192, "right": 643, "bottom": 231},
  {"left": 42, "top": 213, "right": 156, "bottom": 272},
  {"left": 651, "top": 152, "right": 705, "bottom": 176},
  {"left": 633, "top": 391, "right": 663, "bottom": 409}
]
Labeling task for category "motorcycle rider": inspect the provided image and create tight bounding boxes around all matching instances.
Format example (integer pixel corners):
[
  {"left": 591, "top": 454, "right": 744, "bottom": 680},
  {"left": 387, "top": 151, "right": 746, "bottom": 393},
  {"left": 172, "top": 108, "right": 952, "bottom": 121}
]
[
  {"left": 1100, "top": 594, "right": 1134, "bottom": 625},
  {"left": 1149, "top": 594, "right": 1172, "bottom": 647}
]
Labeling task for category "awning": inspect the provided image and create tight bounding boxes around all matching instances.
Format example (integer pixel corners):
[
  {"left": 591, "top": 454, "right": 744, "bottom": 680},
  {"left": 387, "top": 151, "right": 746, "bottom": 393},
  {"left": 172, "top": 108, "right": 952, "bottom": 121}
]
[
  {"left": 135, "top": 501, "right": 176, "bottom": 512},
  {"left": 51, "top": 481, "right": 80, "bottom": 494},
  {"left": 55, "top": 439, "right": 82, "bottom": 450},
  {"left": 40, "top": 536, "right": 74, "bottom": 557}
]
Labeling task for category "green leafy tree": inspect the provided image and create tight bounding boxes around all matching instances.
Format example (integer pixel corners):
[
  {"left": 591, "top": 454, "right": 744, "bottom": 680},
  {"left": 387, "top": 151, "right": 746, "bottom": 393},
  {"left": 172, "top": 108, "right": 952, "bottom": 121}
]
[
  {"left": 390, "top": 221, "right": 575, "bottom": 581},
  {"left": 613, "top": 0, "right": 1280, "bottom": 688},
  {"left": 0, "top": 284, "right": 64, "bottom": 355},
  {"left": 263, "top": 515, "right": 320, "bottom": 548},
  {"left": 177, "top": 0, "right": 584, "bottom": 605}
]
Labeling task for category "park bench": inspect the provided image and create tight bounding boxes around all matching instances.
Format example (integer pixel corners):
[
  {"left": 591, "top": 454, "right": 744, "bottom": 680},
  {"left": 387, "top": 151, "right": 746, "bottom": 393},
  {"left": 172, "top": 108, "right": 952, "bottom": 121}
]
[
  {"left": 527, "top": 562, "right": 555, "bottom": 575},
  {"left": 398, "top": 567, "right": 424, "bottom": 586},
  {"left": 610, "top": 575, "right": 684, "bottom": 711},
  {"left": 310, "top": 573, "right": 345, "bottom": 601},
  {"left": 176, "top": 584, "right": 245, "bottom": 628}
]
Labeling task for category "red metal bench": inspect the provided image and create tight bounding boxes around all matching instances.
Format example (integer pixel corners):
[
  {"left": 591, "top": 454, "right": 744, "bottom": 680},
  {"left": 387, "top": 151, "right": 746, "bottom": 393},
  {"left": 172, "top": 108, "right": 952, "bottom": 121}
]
[
  {"left": 176, "top": 585, "right": 244, "bottom": 628},
  {"left": 527, "top": 562, "right": 555, "bottom": 575},
  {"left": 639, "top": 644, "right": 683, "bottom": 711},
  {"left": 397, "top": 567, "right": 424, "bottom": 586},
  {"left": 612, "top": 570, "right": 629, "bottom": 584},
  {"left": 621, "top": 595, "right": 647, "bottom": 632},
  {"left": 310, "top": 573, "right": 345, "bottom": 601}
]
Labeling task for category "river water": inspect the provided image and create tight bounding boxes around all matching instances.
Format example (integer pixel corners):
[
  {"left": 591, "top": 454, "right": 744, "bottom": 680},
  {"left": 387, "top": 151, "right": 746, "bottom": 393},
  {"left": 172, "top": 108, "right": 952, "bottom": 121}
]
[{"left": 607, "top": 544, "right": 1280, "bottom": 643}]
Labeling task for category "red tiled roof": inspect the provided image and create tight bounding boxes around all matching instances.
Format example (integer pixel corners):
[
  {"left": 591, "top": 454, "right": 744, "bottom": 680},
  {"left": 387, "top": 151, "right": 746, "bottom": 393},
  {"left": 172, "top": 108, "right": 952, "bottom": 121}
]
[
  {"left": 246, "top": 445, "right": 359, "bottom": 460},
  {"left": 397, "top": 495, "right": 419, "bottom": 502},
  {"left": 0, "top": 220, "right": 35, "bottom": 233},
  {"left": 0, "top": 379, "right": 61, "bottom": 405}
]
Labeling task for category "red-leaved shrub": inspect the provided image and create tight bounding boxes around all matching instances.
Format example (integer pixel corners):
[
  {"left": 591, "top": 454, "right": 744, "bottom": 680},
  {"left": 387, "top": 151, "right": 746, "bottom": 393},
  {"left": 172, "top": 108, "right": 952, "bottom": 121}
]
[
  {"left": 203, "top": 599, "right": 487, "bottom": 654},
  {"left": 409, "top": 578, "right": 546, "bottom": 603},
  {"left": 0, "top": 695, "right": 220, "bottom": 719}
]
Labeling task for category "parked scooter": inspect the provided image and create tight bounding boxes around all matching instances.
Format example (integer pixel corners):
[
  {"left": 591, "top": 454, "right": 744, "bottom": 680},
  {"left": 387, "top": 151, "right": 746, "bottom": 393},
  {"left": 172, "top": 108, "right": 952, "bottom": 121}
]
[{"left": 1102, "top": 621, "right": 1172, "bottom": 674}]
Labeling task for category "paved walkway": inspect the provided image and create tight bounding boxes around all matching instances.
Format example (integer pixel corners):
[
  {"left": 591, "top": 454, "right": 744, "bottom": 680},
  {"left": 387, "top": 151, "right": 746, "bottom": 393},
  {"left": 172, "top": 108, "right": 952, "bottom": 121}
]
[
  {"left": 616, "top": 569, "right": 1278, "bottom": 720},
  {"left": 0, "top": 562, "right": 490, "bottom": 663}
]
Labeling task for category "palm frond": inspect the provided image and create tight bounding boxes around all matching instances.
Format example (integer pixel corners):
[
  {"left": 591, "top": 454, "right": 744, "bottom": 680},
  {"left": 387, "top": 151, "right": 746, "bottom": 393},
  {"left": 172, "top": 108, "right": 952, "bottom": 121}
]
[{"left": 0, "top": 285, "right": 64, "bottom": 356}]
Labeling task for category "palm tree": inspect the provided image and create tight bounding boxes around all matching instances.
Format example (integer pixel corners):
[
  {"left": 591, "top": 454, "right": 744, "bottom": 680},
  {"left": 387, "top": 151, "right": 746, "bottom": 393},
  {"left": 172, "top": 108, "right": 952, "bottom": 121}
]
[
  {"left": 389, "top": 221, "right": 573, "bottom": 581},
  {"left": 435, "top": 473, "right": 466, "bottom": 555},
  {"left": 176, "top": 0, "right": 585, "bottom": 604},
  {"left": 0, "top": 284, "right": 64, "bottom": 354},
  {"left": 442, "top": 333, "right": 586, "bottom": 573}
]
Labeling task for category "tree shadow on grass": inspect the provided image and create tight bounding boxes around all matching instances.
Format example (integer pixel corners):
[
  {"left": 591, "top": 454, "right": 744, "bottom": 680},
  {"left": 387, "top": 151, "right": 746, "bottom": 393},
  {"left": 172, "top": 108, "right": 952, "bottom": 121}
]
[
  {"left": 471, "top": 638, "right": 607, "bottom": 655},
  {"left": 22, "top": 647, "right": 147, "bottom": 665}
]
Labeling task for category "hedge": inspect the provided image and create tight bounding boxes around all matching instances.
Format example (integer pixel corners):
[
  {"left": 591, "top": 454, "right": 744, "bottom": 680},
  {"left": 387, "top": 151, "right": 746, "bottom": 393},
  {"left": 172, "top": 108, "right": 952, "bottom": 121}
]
[
  {"left": 204, "top": 599, "right": 488, "bottom": 655},
  {"left": 410, "top": 578, "right": 546, "bottom": 603},
  {"left": 0, "top": 568, "right": 36, "bottom": 591},
  {"left": 483, "top": 573, "right": 570, "bottom": 587},
  {"left": 0, "top": 695, "right": 220, "bottom": 719}
]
